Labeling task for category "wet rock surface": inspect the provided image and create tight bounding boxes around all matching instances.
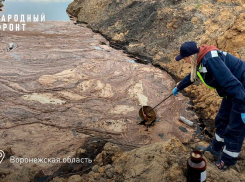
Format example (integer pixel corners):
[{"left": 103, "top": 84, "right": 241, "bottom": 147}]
[
  {"left": 67, "top": 0, "right": 245, "bottom": 134},
  {"left": 1, "top": 0, "right": 245, "bottom": 181},
  {"left": 66, "top": 0, "right": 245, "bottom": 180},
  {"left": 0, "top": 21, "right": 196, "bottom": 181}
]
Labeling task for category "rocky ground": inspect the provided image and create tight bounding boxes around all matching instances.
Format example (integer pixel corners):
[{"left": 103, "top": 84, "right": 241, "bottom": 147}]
[
  {"left": 0, "top": 21, "right": 197, "bottom": 181},
  {"left": 1, "top": 0, "right": 245, "bottom": 181},
  {"left": 51, "top": 139, "right": 245, "bottom": 182},
  {"left": 67, "top": 0, "right": 245, "bottom": 134}
]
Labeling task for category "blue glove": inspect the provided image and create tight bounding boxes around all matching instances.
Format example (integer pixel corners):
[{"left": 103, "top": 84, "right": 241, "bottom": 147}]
[
  {"left": 172, "top": 87, "right": 179, "bottom": 96},
  {"left": 241, "top": 113, "right": 245, "bottom": 124}
]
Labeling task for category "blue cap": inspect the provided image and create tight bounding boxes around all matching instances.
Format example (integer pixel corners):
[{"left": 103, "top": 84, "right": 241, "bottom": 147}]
[{"left": 175, "top": 41, "right": 199, "bottom": 61}]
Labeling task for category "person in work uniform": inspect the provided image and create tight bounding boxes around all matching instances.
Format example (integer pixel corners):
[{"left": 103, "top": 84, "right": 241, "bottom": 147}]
[{"left": 172, "top": 41, "right": 245, "bottom": 170}]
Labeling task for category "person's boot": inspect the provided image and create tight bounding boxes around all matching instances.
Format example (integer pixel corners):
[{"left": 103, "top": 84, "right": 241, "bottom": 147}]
[
  {"left": 215, "top": 158, "right": 230, "bottom": 171},
  {"left": 197, "top": 144, "right": 221, "bottom": 159}
]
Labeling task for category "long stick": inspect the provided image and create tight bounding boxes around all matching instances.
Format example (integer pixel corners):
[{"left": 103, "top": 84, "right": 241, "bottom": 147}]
[{"left": 145, "top": 93, "right": 173, "bottom": 115}]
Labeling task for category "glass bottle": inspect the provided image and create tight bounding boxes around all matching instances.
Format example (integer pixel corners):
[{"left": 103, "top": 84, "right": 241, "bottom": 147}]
[{"left": 187, "top": 150, "right": 206, "bottom": 182}]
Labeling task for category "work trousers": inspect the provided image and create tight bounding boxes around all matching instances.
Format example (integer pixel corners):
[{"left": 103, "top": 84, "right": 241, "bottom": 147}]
[{"left": 211, "top": 97, "right": 245, "bottom": 166}]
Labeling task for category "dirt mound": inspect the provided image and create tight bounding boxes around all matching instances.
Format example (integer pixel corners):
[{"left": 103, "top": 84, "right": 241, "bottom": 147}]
[{"left": 51, "top": 137, "right": 245, "bottom": 182}]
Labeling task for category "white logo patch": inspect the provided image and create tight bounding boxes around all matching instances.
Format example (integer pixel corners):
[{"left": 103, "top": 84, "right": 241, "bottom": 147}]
[{"left": 211, "top": 51, "right": 218, "bottom": 57}]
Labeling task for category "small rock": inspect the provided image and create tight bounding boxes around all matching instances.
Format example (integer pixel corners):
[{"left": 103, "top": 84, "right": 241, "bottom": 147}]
[
  {"left": 105, "top": 168, "right": 114, "bottom": 179},
  {"left": 98, "top": 166, "right": 105, "bottom": 173},
  {"left": 92, "top": 165, "right": 99, "bottom": 173},
  {"left": 51, "top": 177, "right": 66, "bottom": 182},
  {"left": 104, "top": 142, "right": 121, "bottom": 155},
  {"left": 87, "top": 171, "right": 101, "bottom": 180},
  {"left": 72, "top": 129, "right": 78, "bottom": 137},
  {"left": 94, "top": 46, "right": 103, "bottom": 50},
  {"left": 3, "top": 147, "right": 14, "bottom": 159},
  {"left": 94, "top": 151, "right": 106, "bottom": 165},
  {"left": 6, "top": 42, "right": 17, "bottom": 51},
  {"left": 104, "top": 164, "right": 112, "bottom": 170},
  {"left": 212, "top": 19, "right": 218, "bottom": 23},
  {"left": 159, "top": 133, "right": 164, "bottom": 138},
  {"left": 179, "top": 126, "right": 188, "bottom": 132},
  {"left": 194, "top": 138, "right": 200, "bottom": 142},
  {"left": 98, "top": 178, "right": 106, "bottom": 182},
  {"left": 114, "top": 165, "right": 123, "bottom": 174},
  {"left": 67, "top": 175, "right": 82, "bottom": 182},
  {"left": 197, "top": 141, "right": 209, "bottom": 149},
  {"left": 76, "top": 148, "right": 86, "bottom": 156}
]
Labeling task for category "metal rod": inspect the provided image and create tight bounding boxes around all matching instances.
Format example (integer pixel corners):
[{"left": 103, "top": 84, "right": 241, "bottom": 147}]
[{"left": 145, "top": 93, "right": 173, "bottom": 115}]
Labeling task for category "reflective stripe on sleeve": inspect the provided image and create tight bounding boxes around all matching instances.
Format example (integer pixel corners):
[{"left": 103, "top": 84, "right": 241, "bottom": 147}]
[
  {"left": 223, "top": 146, "right": 240, "bottom": 158},
  {"left": 215, "top": 133, "right": 224, "bottom": 142}
]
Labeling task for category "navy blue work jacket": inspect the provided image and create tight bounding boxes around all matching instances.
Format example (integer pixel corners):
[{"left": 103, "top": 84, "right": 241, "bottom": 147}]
[{"left": 176, "top": 50, "right": 245, "bottom": 113}]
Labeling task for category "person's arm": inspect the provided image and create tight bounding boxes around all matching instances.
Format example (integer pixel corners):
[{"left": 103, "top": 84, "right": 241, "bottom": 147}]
[
  {"left": 176, "top": 73, "right": 194, "bottom": 91},
  {"left": 172, "top": 73, "right": 194, "bottom": 96},
  {"left": 206, "top": 57, "right": 245, "bottom": 112}
]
